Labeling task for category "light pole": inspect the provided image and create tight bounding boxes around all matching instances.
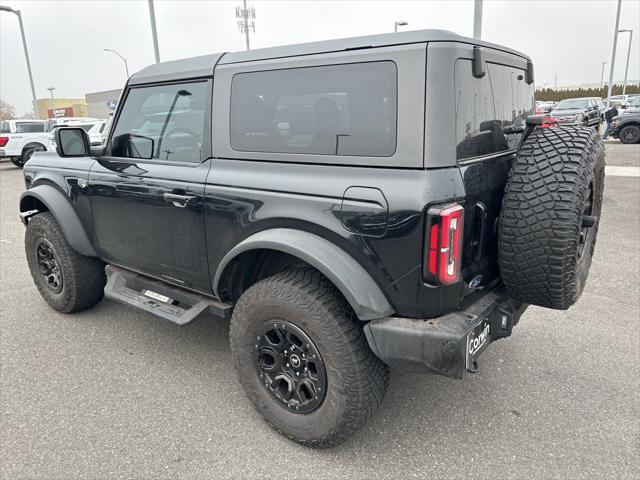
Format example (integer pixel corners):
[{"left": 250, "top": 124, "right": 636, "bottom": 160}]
[
  {"left": 147, "top": 0, "right": 160, "bottom": 63},
  {"left": 0, "top": 6, "right": 37, "bottom": 117},
  {"left": 600, "top": 61, "right": 607, "bottom": 91},
  {"left": 103, "top": 48, "right": 130, "bottom": 78},
  {"left": 47, "top": 87, "right": 55, "bottom": 119},
  {"left": 618, "top": 29, "right": 633, "bottom": 97},
  {"left": 606, "top": 0, "right": 622, "bottom": 108},
  {"left": 394, "top": 21, "right": 408, "bottom": 33},
  {"left": 473, "top": 0, "right": 483, "bottom": 39}
]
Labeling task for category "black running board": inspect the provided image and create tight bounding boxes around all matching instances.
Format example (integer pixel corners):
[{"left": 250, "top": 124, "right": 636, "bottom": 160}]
[{"left": 104, "top": 265, "right": 232, "bottom": 325}]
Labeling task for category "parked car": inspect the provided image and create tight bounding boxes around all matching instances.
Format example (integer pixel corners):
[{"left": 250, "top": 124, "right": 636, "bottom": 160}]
[
  {"left": 0, "top": 119, "right": 49, "bottom": 168},
  {"left": 609, "top": 112, "right": 640, "bottom": 143},
  {"left": 605, "top": 94, "right": 632, "bottom": 108},
  {"left": 535, "top": 100, "right": 554, "bottom": 114},
  {"left": 88, "top": 119, "right": 108, "bottom": 146},
  {"left": 550, "top": 97, "right": 603, "bottom": 128},
  {"left": 19, "top": 29, "right": 604, "bottom": 448},
  {"left": 622, "top": 96, "right": 640, "bottom": 114},
  {"left": 47, "top": 121, "right": 98, "bottom": 151}
]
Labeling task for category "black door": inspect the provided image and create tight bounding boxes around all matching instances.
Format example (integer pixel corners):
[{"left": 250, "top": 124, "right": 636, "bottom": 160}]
[{"left": 87, "top": 80, "right": 213, "bottom": 293}]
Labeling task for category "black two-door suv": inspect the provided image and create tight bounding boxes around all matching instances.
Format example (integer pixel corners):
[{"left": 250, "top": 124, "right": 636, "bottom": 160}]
[{"left": 19, "top": 30, "right": 604, "bottom": 447}]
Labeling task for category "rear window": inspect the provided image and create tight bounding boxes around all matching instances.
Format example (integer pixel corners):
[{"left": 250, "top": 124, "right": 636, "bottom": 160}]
[
  {"left": 230, "top": 61, "right": 397, "bottom": 157},
  {"left": 454, "top": 60, "right": 534, "bottom": 161},
  {"left": 15, "top": 122, "right": 45, "bottom": 133}
]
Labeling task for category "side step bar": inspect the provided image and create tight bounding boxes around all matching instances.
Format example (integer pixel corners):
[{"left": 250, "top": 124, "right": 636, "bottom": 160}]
[{"left": 104, "top": 265, "right": 232, "bottom": 325}]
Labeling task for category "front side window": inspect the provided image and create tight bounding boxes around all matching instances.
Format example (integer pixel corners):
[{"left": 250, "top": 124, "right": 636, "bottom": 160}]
[
  {"left": 110, "top": 81, "right": 207, "bottom": 163},
  {"left": 231, "top": 61, "right": 397, "bottom": 157},
  {"left": 454, "top": 59, "right": 534, "bottom": 160}
]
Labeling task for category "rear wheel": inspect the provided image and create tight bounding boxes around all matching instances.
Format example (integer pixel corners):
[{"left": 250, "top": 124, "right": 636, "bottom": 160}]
[
  {"left": 619, "top": 124, "right": 640, "bottom": 144},
  {"left": 20, "top": 145, "right": 45, "bottom": 167},
  {"left": 25, "top": 212, "right": 106, "bottom": 313},
  {"left": 499, "top": 126, "right": 605, "bottom": 309},
  {"left": 230, "top": 268, "right": 389, "bottom": 448}
]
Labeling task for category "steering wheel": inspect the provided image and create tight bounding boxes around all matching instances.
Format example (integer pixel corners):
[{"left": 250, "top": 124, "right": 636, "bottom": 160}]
[{"left": 163, "top": 127, "right": 200, "bottom": 143}]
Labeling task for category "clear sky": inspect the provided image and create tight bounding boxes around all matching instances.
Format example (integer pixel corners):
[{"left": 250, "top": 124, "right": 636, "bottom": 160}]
[{"left": 1, "top": 0, "right": 639, "bottom": 116}]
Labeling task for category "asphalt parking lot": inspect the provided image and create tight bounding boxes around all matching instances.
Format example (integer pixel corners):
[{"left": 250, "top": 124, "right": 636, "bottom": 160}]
[{"left": 1, "top": 144, "right": 639, "bottom": 479}]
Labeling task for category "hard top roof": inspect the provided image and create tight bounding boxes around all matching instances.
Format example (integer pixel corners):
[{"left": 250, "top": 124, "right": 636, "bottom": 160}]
[{"left": 128, "top": 29, "right": 530, "bottom": 85}]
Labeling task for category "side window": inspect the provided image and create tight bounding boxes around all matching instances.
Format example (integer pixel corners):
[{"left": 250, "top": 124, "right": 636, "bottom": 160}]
[
  {"left": 454, "top": 59, "right": 534, "bottom": 160},
  {"left": 110, "top": 81, "right": 207, "bottom": 163},
  {"left": 15, "top": 122, "right": 45, "bottom": 133},
  {"left": 230, "top": 61, "right": 397, "bottom": 157}
]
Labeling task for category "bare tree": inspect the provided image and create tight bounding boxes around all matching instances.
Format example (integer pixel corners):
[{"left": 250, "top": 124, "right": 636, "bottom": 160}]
[{"left": 0, "top": 99, "right": 16, "bottom": 121}]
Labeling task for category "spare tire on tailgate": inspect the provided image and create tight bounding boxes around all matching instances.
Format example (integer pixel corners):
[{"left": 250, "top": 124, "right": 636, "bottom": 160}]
[{"left": 498, "top": 126, "right": 605, "bottom": 310}]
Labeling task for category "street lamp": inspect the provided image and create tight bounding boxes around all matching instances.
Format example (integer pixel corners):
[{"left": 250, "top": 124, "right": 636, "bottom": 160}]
[
  {"left": 394, "top": 21, "right": 408, "bottom": 33},
  {"left": 618, "top": 29, "right": 633, "bottom": 97},
  {"left": 600, "top": 61, "right": 607, "bottom": 91},
  {"left": 147, "top": 0, "right": 160, "bottom": 63},
  {"left": 47, "top": 87, "right": 55, "bottom": 119},
  {"left": 606, "top": 0, "right": 622, "bottom": 108},
  {"left": 103, "top": 48, "right": 130, "bottom": 78},
  {"left": 0, "top": 6, "right": 37, "bottom": 117}
]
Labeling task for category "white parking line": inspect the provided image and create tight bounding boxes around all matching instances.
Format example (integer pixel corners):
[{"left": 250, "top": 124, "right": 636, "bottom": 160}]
[{"left": 605, "top": 166, "right": 640, "bottom": 177}]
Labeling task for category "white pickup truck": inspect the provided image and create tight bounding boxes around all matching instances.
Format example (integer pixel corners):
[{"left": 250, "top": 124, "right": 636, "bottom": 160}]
[{"left": 0, "top": 119, "right": 50, "bottom": 168}]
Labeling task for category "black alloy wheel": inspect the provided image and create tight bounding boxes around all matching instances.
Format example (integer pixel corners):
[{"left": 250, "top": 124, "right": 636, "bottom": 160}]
[
  {"left": 255, "top": 320, "right": 327, "bottom": 413},
  {"left": 36, "top": 238, "right": 63, "bottom": 293},
  {"left": 578, "top": 180, "right": 595, "bottom": 260}
]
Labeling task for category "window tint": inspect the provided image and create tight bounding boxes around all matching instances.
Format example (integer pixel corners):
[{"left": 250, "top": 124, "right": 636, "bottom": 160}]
[
  {"left": 455, "top": 60, "right": 534, "bottom": 160},
  {"left": 110, "top": 81, "right": 207, "bottom": 162},
  {"left": 231, "top": 61, "right": 397, "bottom": 157},
  {"left": 15, "top": 122, "right": 45, "bottom": 133}
]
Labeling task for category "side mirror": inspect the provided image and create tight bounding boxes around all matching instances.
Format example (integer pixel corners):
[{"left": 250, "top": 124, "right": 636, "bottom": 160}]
[{"left": 54, "top": 127, "right": 90, "bottom": 157}]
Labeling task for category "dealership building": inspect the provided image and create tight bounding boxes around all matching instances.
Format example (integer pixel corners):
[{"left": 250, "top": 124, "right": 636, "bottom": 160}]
[
  {"left": 85, "top": 89, "right": 122, "bottom": 119},
  {"left": 34, "top": 88, "right": 122, "bottom": 120},
  {"left": 35, "top": 98, "right": 87, "bottom": 120}
]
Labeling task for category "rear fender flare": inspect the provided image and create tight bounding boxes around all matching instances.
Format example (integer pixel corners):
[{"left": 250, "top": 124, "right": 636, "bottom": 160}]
[
  {"left": 213, "top": 228, "right": 394, "bottom": 321},
  {"left": 19, "top": 184, "right": 97, "bottom": 257}
]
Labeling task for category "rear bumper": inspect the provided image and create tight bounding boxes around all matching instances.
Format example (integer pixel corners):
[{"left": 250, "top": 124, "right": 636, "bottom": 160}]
[{"left": 364, "top": 289, "right": 527, "bottom": 379}]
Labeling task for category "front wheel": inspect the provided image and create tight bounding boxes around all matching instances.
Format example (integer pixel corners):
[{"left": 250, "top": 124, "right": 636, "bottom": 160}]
[
  {"left": 230, "top": 268, "right": 389, "bottom": 448},
  {"left": 619, "top": 124, "right": 640, "bottom": 144},
  {"left": 25, "top": 212, "right": 106, "bottom": 313},
  {"left": 11, "top": 157, "right": 24, "bottom": 168}
]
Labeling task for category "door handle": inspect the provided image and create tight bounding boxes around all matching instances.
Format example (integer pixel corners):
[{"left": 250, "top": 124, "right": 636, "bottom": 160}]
[{"left": 163, "top": 192, "right": 196, "bottom": 208}]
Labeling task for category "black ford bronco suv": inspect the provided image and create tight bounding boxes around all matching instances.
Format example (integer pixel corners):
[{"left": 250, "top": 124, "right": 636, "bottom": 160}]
[{"left": 19, "top": 30, "right": 604, "bottom": 447}]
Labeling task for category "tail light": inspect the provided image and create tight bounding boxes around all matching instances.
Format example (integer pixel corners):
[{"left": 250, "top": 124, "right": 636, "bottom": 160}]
[
  {"left": 538, "top": 115, "right": 558, "bottom": 128},
  {"left": 424, "top": 203, "right": 464, "bottom": 285},
  {"left": 0, "top": 136, "right": 8, "bottom": 147}
]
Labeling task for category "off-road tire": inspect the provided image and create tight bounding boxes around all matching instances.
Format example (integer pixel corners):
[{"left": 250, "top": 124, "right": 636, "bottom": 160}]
[
  {"left": 499, "top": 126, "right": 605, "bottom": 309},
  {"left": 25, "top": 212, "right": 106, "bottom": 313},
  {"left": 618, "top": 124, "right": 640, "bottom": 144},
  {"left": 230, "top": 268, "right": 389, "bottom": 448}
]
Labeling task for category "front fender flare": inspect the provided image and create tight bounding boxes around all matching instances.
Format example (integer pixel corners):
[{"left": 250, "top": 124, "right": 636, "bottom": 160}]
[
  {"left": 213, "top": 228, "right": 394, "bottom": 321},
  {"left": 20, "top": 185, "right": 97, "bottom": 257}
]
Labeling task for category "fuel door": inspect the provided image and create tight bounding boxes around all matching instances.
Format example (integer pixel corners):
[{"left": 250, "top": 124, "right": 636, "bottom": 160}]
[{"left": 340, "top": 186, "right": 389, "bottom": 237}]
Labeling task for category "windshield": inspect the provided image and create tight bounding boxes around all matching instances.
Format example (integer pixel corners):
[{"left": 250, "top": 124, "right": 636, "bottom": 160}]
[{"left": 556, "top": 99, "right": 588, "bottom": 110}]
